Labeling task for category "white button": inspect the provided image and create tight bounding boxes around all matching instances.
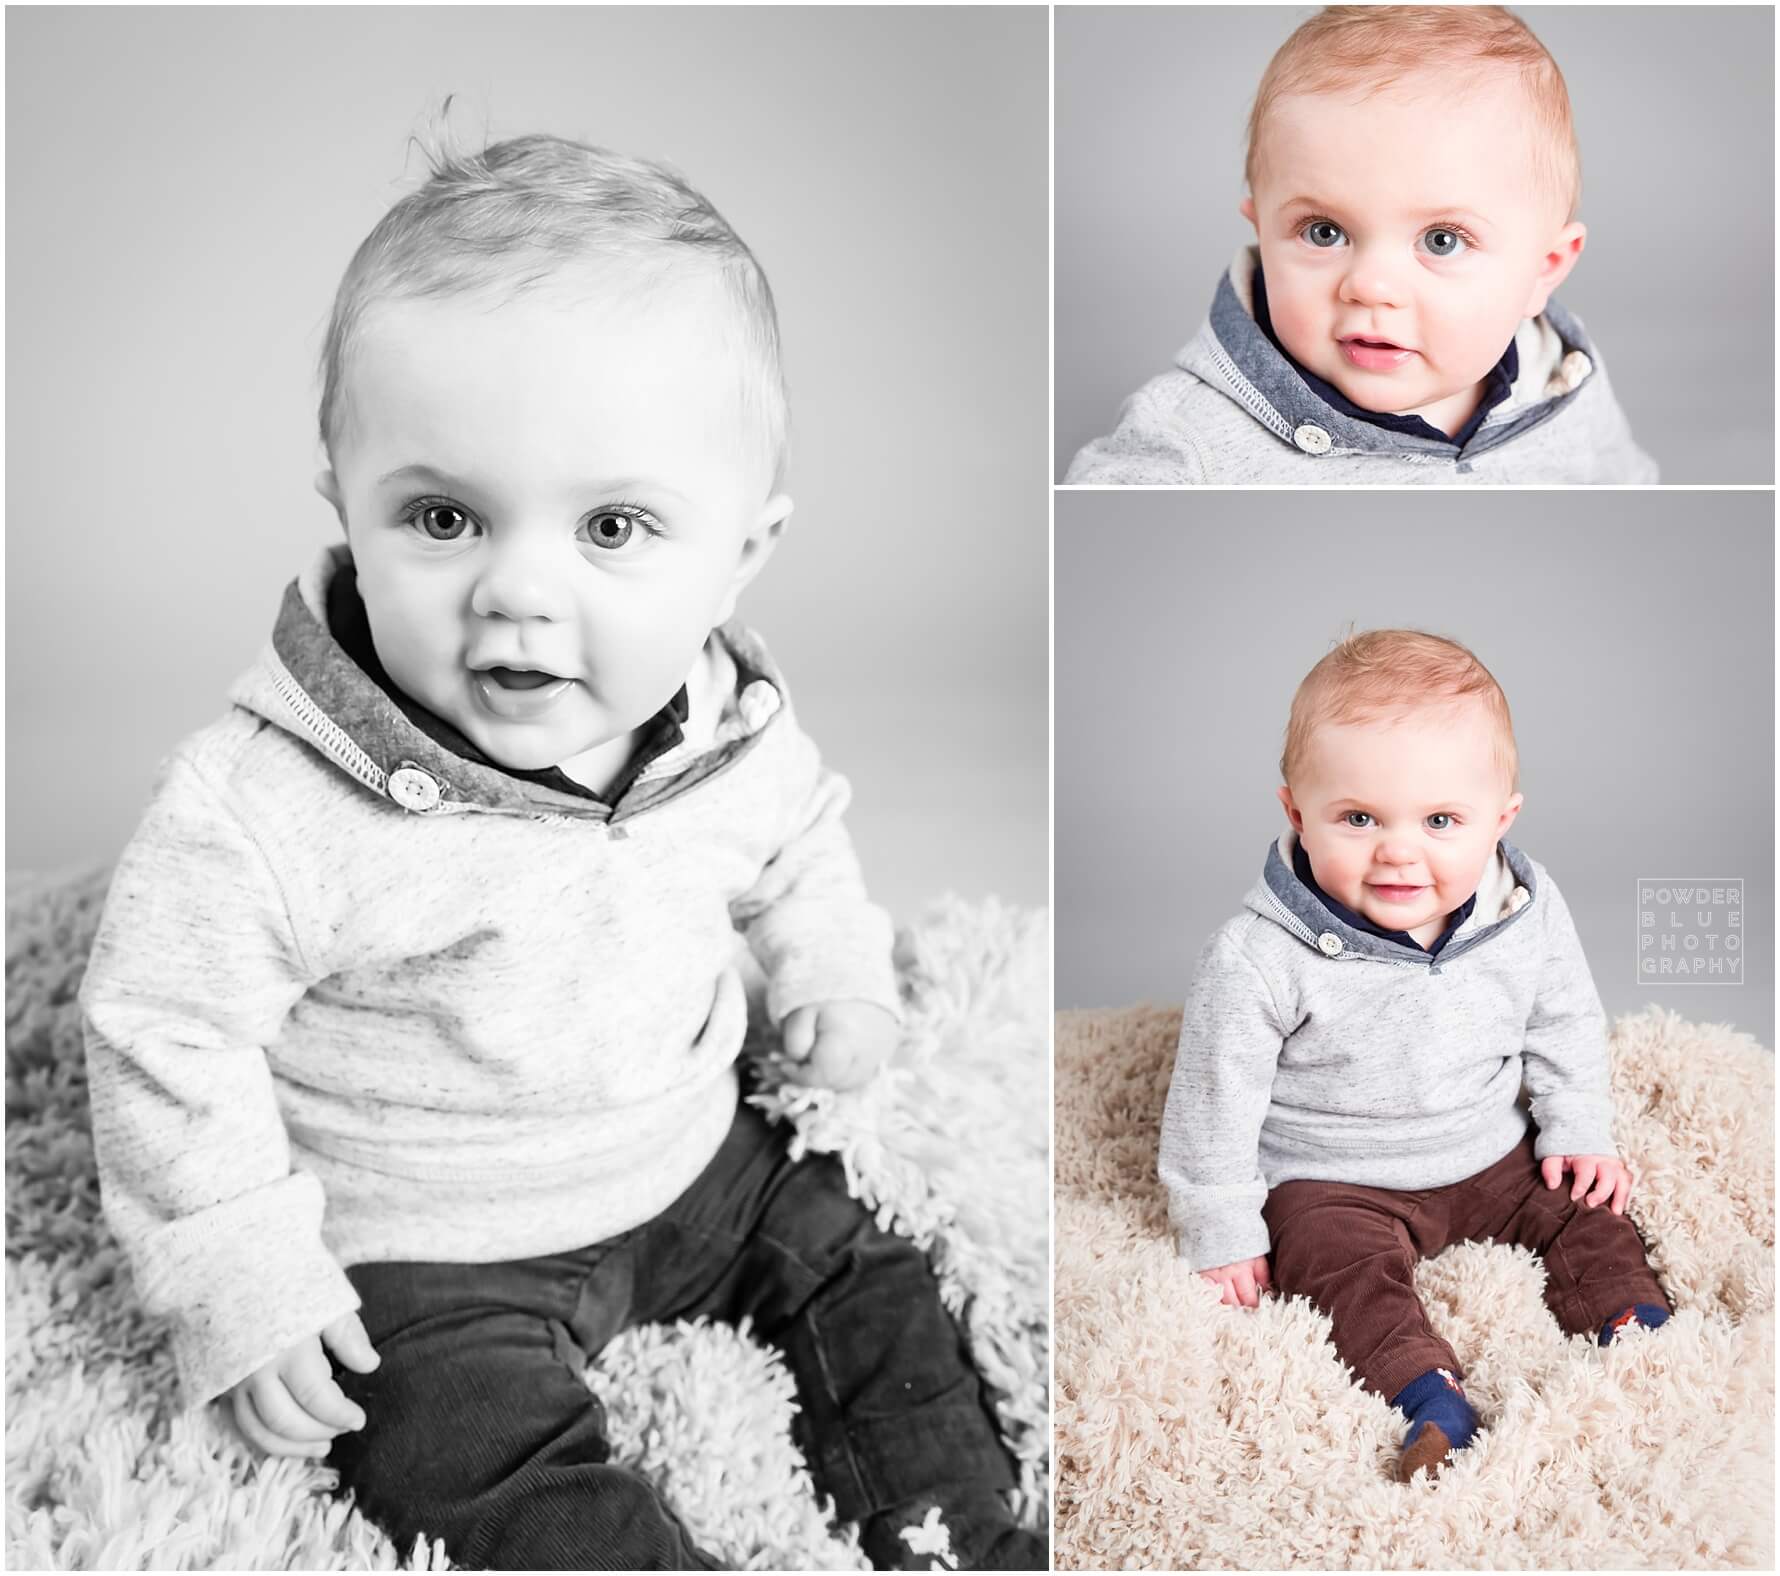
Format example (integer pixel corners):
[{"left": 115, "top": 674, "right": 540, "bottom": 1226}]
[
  {"left": 1317, "top": 932, "right": 1343, "bottom": 956},
  {"left": 738, "top": 679, "right": 781, "bottom": 731},
  {"left": 1508, "top": 886, "right": 1532, "bottom": 913},
  {"left": 1293, "top": 424, "right": 1333, "bottom": 456},
  {"left": 388, "top": 766, "right": 442, "bottom": 812}
]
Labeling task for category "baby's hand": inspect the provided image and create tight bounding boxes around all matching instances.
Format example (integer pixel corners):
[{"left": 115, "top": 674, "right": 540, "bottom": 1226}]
[
  {"left": 228, "top": 1312, "right": 381, "bottom": 1459},
  {"left": 1198, "top": 1254, "right": 1273, "bottom": 1309},
  {"left": 1540, "top": 1152, "right": 1634, "bottom": 1214},
  {"left": 779, "top": 1000, "right": 899, "bottom": 1090}
]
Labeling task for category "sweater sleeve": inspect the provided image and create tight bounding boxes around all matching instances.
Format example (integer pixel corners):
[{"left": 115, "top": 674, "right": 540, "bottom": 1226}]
[
  {"left": 1521, "top": 873, "right": 1619, "bottom": 1160},
  {"left": 1157, "top": 925, "right": 1285, "bottom": 1271},
  {"left": 729, "top": 713, "right": 899, "bottom": 1026},
  {"left": 1064, "top": 378, "right": 1210, "bottom": 485},
  {"left": 79, "top": 752, "right": 360, "bottom": 1408}
]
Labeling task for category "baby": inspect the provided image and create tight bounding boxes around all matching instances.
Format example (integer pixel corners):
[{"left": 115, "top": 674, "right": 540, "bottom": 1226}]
[
  {"left": 1158, "top": 629, "right": 1672, "bottom": 1481},
  {"left": 79, "top": 133, "right": 1041, "bottom": 1571},
  {"left": 1068, "top": 6, "right": 1658, "bottom": 484}
]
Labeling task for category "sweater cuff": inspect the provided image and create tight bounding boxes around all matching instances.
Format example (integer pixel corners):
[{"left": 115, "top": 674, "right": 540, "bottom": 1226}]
[
  {"left": 1168, "top": 1185, "right": 1271, "bottom": 1273},
  {"left": 130, "top": 1172, "right": 361, "bottom": 1407},
  {"left": 1529, "top": 1094, "right": 1620, "bottom": 1162},
  {"left": 758, "top": 905, "right": 901, "bottom": 1026}
]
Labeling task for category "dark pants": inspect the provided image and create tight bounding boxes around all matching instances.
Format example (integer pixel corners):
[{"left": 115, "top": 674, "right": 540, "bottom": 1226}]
[
  {"left": 328, "top": 1096, "right": 1039, "bottom": 1572},
  {"left": 1262, "top": 1131, "right": 1671, "bottom": 1403}
]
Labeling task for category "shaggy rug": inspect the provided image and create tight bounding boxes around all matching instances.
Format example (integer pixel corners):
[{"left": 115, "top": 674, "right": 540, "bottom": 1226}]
[
  {"left": 1055, "top": 1002, "right": 1775, "bottom": 1571},
  {"left": 5, "top": 867, "right": 1049, "bottom": 1571}
]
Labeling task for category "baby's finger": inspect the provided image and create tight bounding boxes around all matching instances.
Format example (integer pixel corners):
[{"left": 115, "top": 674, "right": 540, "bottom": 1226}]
[
  {"left": 284, "top": 1344, "right": 367, "bottom": 1434},
  {"left": 1585, "top": 1171, "right": 1614, "bottom": 1208},
  {"left": 246, "top": 1370, "right": 337, "bottom": 1443},
  {"left": 1612, "top": 1171, "right": 1632, "bottom": 1215},
  {"left": 1254, "top": 1258, "right": 1272, "bottom": 1291},
  {"left": 779, "top": 1009, "right": 817, "bottom": 1063},
  {"left": 234, "top": 1383, "right": 331, "bottom": 1458},
  {"left": 1570, "top": 1158, "right": 1598, "bottom": 1202},
  {"left": 778, "top": 1052, "right": 829, "bottom": 1087},
  {"left": 1541, "top": 1156, "right": 1565, "bottom": 1190},
  {"left": 321, "top": 1311, "right": 381, "bottom": 1375}
]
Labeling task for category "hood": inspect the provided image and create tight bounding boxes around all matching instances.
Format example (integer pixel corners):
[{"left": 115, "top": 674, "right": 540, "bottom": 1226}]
[
  {"left": 1178, "top": 245, "right": 1600, "bottom": 461},
  {"left": 227, "top": 543, "right": 786, "bottom": 824},
  {"left": 1244, "top": 826, "right": 1537, "bottom": 968}
]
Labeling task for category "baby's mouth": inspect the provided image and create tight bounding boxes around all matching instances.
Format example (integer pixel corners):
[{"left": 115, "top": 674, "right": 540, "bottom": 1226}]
[
  {"left": 1339, "top": 335, "right": 1418, "bottom": 371},
  {"left": 482, "top": 665, "right": 562, "bottom": 691}
]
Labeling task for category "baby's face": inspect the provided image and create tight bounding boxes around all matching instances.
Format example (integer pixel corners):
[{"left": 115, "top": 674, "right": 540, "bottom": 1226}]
[
  {"left": 1243, "top": 71, "right": 1584, "bottom": 434},
  {"left": 318, "top": 278, "right": 787, "bottom": 780},
  {"left": 1278, "top": 702, "right": 1523, "bottom": 936}
]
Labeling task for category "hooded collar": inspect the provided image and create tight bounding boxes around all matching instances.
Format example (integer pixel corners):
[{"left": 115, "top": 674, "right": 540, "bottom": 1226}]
[
  {"left": 1252, "top": 826, "right": 1535, "bottom": 968},
  {"left": 229, "top": 543, "right": 786, "bottom": 824},
  {"left": 1183, "top": 245, "right": 1598, "bottom": 461}
]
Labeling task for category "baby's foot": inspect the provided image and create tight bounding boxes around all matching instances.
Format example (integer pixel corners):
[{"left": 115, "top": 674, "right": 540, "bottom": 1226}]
[
  {"left": 1390, "top": 1367, "right": 1480, "bottom": 1482},
  {"left": 1598, "top": 1303, "right": 1671, "bottom": 1345}
]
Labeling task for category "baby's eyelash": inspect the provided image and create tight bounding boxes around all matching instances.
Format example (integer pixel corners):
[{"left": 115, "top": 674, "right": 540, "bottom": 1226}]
[
  {"left": 596, "top": 500, "right": 665, "bottom": 536},
  {"left": 393, "top": 496, "right": 666, "bottom": 536},
  {"left": 1293, "top": 214, "right": 1481, "bottom": 248},
  {"left": 1424, "top": 220, "right": 1480, "bottom": 247}
]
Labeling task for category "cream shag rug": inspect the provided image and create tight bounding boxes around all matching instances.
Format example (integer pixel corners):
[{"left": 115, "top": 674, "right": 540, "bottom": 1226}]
[
  {"left": 6, "top": 868, "right": 1049, "bottom": 1571},
  {"left": 1055, "top": 1003, "right": 1775, "bottom": 1571}
]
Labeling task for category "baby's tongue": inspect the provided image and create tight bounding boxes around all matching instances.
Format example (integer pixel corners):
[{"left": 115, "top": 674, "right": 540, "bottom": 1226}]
[{"left": 490, "top": 666, "right": 558, "bottom": 690}]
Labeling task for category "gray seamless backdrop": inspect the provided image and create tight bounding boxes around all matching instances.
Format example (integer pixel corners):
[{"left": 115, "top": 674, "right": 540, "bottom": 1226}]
[
  {"left": 1056, "top": 4, "right": 1776, "bottom": 484},
  {"left": 5, "top": 5, "right": 1048, "bottom": 924},
  {"left": 1055, "top": 491, "right": 1775, "bottom": 1052}
]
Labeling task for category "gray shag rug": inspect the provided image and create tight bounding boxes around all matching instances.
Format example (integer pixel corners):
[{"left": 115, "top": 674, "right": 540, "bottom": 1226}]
[
  {"left": 6, "top": 868, "right": 1049, "bottom": 1571},
  {"left": 1055, "top": 1002, "right": 1775, "bottom": 1571}
]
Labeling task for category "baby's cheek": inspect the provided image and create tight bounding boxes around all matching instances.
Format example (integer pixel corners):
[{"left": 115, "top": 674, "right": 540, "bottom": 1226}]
[{"left": 1268, "top": 289, "right": 1329, "bottom": 368}]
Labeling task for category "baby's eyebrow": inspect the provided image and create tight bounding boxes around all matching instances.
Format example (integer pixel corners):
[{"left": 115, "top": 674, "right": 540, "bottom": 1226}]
[
  {"left": 1329, "top": 799, "right": 1476, "bottom": 812},
  {"left": 1274, "top": 196, "right": 1494, "bottom": 230},
  {"left": 377, "top": 462, "right": 687, "bottom": 503}
]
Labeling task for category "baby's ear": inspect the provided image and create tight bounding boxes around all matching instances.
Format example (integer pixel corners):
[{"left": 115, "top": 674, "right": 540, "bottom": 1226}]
[
  {"left": 313, "top": 468, "right": 348, "bottom": 534},
  {"left": 714, "top": 493, "right": 794, "bottom": 625},
  {"left": 1240, "top": 195, "right": 1259, "bottom": 231},
  {"left": 1524, "top": 223, "right": 1587, "bottom": 317}
]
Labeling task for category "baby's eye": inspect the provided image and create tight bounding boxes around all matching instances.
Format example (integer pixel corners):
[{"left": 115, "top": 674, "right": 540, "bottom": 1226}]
[
  {"left": 411, "top": 503, "right": 473, "bottom": 541},
  {"left": 1427, "top": 813, "right": 1455, "bottom": 831},
  {"left": 1342, "top": 811, "right": 1372, "bottom": 828},
  {"left": 1301, "top": 219, "right": 1347, "bottom": 249},
  {"left": 1420, "top": 227, "right": 1469, "bottom": 258},
  {"left": 581, "top": 506, "right": 658, "bottom": 552}
]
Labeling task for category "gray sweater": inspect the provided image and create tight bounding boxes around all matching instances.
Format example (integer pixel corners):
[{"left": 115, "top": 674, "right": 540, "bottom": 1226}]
[
  {"left": 1158, "top": 830, "right": 1618, "bottom": 1271},
  {"left": 79, "top": 545, "right": 900, "bottom": 1407},
  {"left": 1067, "top": 247, "right": 1659, "bottom": 485}
]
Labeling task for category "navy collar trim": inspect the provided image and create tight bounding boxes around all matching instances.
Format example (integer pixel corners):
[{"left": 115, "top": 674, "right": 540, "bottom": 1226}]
[
  {"left": 1289, "top": 837, "right": 1475, "bottom": 958},
  {"left": 1251, "top": 262, "right": 1518, "bottom": 449}
]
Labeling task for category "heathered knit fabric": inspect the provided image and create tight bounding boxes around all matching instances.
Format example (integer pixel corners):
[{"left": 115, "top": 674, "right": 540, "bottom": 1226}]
[
  {"left": 79, "top": 546, "right": 900, "bottom": 1408},
  {"left": 1159, "top": 830, "right": 1618, "bottom": 1272},
  {"left": 1066, "top": 247, "right": 1660, "bottom": 485}
]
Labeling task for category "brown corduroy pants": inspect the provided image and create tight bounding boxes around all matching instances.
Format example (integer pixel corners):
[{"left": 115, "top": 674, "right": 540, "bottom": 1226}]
[{"left": 1263, "top": 1131, "right": 1670, "bottom": 1403}]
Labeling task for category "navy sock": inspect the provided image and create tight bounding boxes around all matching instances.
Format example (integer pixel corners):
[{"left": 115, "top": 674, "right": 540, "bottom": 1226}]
[
  {"left": 1598, "top": 1302, "right": 1671, "bottom": 1345},
  {"left": 1390, "top": 1367, "right": 1480, "bottom": 1453}
]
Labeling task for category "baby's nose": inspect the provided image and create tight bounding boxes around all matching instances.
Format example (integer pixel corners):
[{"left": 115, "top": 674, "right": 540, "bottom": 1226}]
[
  {"left": 470, "top": 546, "right": 576, "bottom": 623},
  {"left": 1339, "top": 254, "right": 1410, "bottom": 310}
]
